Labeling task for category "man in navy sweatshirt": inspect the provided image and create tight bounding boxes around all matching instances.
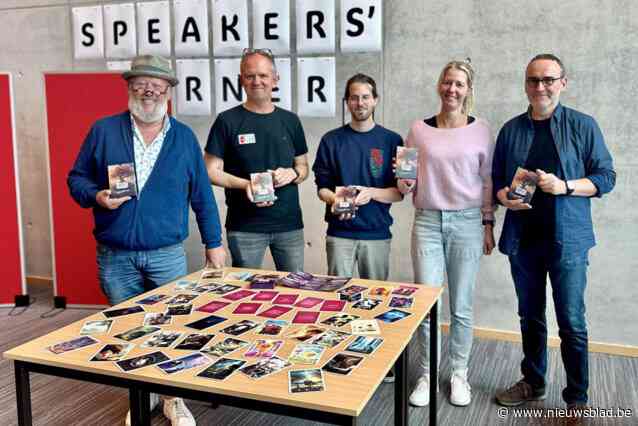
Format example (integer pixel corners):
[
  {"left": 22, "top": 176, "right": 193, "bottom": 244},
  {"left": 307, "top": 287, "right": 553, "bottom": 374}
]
[
  {"left": 312, "top": 72, "right": 403, "bottom": 299},
  {"left": 67, "top": 55, "right": 225, "bottom": 426}
]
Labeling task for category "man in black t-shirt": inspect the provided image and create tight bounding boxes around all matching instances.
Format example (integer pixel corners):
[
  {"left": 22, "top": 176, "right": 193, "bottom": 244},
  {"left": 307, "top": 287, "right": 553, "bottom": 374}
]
[{"left": 205, "top": 49, "right": 309, "bottom": 272}]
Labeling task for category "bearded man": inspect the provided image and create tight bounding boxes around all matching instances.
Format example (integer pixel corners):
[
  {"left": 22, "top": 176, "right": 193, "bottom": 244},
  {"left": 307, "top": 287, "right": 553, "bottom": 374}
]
[
  {"left": 67, "top": 54, "right": 225, "bottom": 426},
  {"left": 312, "top": 74, "right": 403, "bottom": 339}
]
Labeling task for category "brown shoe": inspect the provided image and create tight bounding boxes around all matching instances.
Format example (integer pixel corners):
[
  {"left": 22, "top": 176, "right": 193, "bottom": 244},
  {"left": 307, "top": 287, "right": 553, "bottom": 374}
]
[
  {"left": 564, "top": 403, "right": 587, "bottom": 426},
  {"left": 495, "top": 380, "right": 546, "bottom": 406}
]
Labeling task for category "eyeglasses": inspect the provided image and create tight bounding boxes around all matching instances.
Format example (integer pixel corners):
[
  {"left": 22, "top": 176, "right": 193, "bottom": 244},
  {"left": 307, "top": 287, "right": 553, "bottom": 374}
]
[
  {"left": 525, "top": 76, "right": 563, "bottom": 88},
  {"left": 129, "top": 80, "right": 170, "bottom": 96},
  {"left": 241, "top": 48, "right": 274, "bottom": 59}
]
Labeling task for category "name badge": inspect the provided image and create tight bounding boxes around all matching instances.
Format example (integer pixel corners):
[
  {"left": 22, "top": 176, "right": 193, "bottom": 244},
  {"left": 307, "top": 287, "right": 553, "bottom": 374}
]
[{"left": 238, "top": 133, "right": 256, "bottom": 145}]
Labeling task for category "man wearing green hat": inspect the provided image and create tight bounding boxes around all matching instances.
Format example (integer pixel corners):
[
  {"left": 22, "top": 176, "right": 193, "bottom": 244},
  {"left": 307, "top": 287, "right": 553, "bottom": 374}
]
[{"left": 68, "top": 54, "right": 225, "bottom": 426}]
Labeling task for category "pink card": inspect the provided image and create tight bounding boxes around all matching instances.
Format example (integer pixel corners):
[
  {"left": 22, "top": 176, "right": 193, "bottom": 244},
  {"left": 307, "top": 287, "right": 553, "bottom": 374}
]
[
  {"left": 233, "top": 302, "right": 262, "bottom": 315},
  {"left": 258, "top": 305, "right": 293, "bottom": 319},
  {"left": 294, "top": 297, "right": 324, "bottom": 309},
  {"left": 392, "top": 286, "right": 419, "bottom": 296},
  {"left": 292, "top": 311, "right": 320, "bottom": 324},
  {"left": 223, "top": 289, "right": 256, "bottom": 301},
  {"left": 252, "top": 290, "right": 279, "bottom": 302},
  {"left": 321, "top": 300, "right": 346, "bottom": 312},
  {"left": 272, "top": 294, "right": 299, "bottom": 305},
  {"left": 196, "top": 300, "right": 230, "bottom": 313}
]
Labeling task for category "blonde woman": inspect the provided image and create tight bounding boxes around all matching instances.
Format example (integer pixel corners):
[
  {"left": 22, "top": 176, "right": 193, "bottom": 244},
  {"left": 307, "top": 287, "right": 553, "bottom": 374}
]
[{"left": 398, "top": 60, "right": 495, "bottom": 407}]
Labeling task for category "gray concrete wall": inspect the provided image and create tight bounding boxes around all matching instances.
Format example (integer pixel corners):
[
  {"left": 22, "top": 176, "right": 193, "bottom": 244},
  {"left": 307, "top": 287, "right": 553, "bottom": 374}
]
[{"left": 1, "top": 0, "right": 635, "bottom": 347}]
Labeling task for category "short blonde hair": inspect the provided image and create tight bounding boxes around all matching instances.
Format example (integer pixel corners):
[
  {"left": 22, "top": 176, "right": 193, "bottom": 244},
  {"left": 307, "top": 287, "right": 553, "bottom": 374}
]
[{"left": 437, "top": 60, "right": 475, "bottom": 115}]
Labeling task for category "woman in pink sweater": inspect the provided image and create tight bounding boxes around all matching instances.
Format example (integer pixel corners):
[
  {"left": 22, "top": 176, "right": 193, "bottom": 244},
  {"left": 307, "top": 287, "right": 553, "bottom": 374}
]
[{"left": 398, "top": 60, "right": 495, "bottom": 408}]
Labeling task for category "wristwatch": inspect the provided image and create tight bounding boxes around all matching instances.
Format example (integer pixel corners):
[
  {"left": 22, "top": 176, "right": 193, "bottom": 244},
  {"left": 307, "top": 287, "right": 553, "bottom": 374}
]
[{"left": 565, "top": 180, "right": 575, "bottom": 196}]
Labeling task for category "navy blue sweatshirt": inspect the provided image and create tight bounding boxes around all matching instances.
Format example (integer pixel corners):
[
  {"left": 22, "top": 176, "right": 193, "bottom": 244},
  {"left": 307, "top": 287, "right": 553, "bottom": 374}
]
[
  {"left": 67, "top": 111, "right": 222, "bottom": 250},
  {"left": 312, "top": 124, "right": 402, "bottom": 240}
]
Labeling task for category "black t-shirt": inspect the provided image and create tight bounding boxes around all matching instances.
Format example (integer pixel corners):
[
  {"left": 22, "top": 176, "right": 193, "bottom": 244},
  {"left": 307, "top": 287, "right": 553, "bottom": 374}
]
[
  {"left": 424, "top": 115, "right": 476, "bottom": 127},
  {"left": 205, "top": 105, "right": 308, "bottom": 232},
  {"left": 521, "top": 118, "right": 559, "bottom": 243}
]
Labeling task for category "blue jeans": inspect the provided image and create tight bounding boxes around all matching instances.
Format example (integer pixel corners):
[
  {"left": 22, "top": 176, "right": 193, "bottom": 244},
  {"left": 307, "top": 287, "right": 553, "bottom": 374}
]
[
  {"left": 227, "top": 229, "right": 304, "bottom": 272},
  {"left": 97, "top": 243, "right": 187, "bottom": 305},
  {"left": 510, "top": 243, "right": 589, "bottom": 405},
  {"left": 326, "top": 236, "right": 391, "bottom": 280},
  {"left": 411, "top": 208, "right": 483, "bottom": 376}
]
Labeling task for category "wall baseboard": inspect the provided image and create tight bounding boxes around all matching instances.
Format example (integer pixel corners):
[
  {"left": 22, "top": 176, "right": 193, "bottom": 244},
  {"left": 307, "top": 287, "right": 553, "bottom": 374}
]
[
  {"left": 440, "top": 324, "right": 638, "bottom": 358},
  {"left": 24, "top": 275, "right": 637, "bottom": 357},
  {"left": 26, "top": 275, "right": 53, "bottom": 287}
]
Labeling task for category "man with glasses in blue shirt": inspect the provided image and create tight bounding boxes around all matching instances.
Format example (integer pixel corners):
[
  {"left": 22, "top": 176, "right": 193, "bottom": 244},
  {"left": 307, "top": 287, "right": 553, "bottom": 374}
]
[
  {"left": 68, "top": 54, "right": 225, "bottom": 426},
  {"left": 205, "top": 48, "right": 309, "bottom": 272},
  {"left": 492, "top": 54, "right": 615, "bottom": 413}
]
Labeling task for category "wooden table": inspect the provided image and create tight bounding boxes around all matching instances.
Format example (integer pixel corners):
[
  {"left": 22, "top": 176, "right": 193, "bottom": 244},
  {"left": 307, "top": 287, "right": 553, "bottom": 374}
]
[{"left": 5, "top": 268, "right": 442, "bottom": 426}]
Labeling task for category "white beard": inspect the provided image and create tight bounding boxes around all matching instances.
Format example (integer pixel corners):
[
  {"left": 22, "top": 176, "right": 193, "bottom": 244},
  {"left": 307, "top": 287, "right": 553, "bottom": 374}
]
[{"left": 128, "top": 96, "right": 168, "bottom": 124}]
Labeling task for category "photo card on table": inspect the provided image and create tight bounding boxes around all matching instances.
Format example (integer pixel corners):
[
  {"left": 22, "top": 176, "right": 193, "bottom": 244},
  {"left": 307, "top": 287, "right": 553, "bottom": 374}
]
[
  {"left": 89, "top": 343, "right": 134, "bottom": 362},
  {"left": 185, "top": 315, "right": 227, "bottom": 331},
  {"left": 174, "top": 333, "right": 214, "bottom": 351},
  {"left": 114, "top": 326, "right": 160, "bottom": 342},
  {"left": 322, "top": 352, "right": 364, "bottom": 375},
  {"left": 80, "top": 319, "right": 113, "bottom": 335},
  {"left": 289, "top": 369, "right": 325, "bottom": 393},
  {"left": 156, "top": 352, "right": 210, "bottom": 375},
  {"left": 103, "top": 305, "right": 144, "bottom": 318},
  {"left": 201, "top": 337, "right": 249, "bottom": 357},
  {"left": 46, "top": 336, "right": 99, "bottom": 355},
  {"left": 197, "top": 357, "right": 246, "bottom": 381},
  {"left": 116, "top": 351, "right": 169, "bottom": 372},
  {"left": 240, "top": 356, "right": 291, "bottom": 380}
]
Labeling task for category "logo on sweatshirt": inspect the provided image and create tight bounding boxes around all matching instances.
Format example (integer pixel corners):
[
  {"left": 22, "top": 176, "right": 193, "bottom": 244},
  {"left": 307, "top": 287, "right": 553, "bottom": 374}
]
[
  {"left": 370, "top": 148, "right": 384, "bottom": 178},
  {"left": 238, "top": 134, "right": 256, "bottom": 145}
]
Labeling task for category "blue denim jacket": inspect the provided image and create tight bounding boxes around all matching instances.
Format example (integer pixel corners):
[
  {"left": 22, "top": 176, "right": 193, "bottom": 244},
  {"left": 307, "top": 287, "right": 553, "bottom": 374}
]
[{"left": 492, "top": 104, "right": 615, "bottom": 256}]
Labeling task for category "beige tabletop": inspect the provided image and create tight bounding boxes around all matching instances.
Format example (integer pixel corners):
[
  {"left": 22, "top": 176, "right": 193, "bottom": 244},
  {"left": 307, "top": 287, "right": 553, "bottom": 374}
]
[{"left": 4, "top": 267, "right": 442, "bottom": 417}]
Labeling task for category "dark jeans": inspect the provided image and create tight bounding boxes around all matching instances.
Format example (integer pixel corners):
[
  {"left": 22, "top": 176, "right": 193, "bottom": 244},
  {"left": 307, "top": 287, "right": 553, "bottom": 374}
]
[{"left": 509, "top": 243, "right": 589, "bottom": 405}]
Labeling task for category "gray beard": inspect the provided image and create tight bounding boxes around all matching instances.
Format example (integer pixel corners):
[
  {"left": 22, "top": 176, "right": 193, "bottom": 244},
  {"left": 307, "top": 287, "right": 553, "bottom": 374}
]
[{"left": 128, "top": 97, "right": 168, "bottom": 124}]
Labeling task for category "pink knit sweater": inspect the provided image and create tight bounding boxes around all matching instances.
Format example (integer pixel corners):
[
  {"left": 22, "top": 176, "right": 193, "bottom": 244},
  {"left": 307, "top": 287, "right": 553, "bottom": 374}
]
[{"left": 405, "top": 118, "right": 495, "bottom": 220}]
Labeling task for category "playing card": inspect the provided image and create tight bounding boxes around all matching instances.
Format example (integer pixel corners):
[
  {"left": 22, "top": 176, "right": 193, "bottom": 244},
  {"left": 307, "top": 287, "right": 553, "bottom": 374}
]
[
  {"left": 292, "top": 311, "right": 320, "bottom": 324},
  {"left": 103, "top": 305, "right": 144, "bottom": 318},
  {"left": 221, "top": 320, "right": 260, "bottom": 336},
  {"left": 196, "top": 300, "right": 231, "bottom": 313},
  {"left": 223, "top": 289, "right": 256, "bottom": 301},
  {"left": 258, "top": 305, "right": 293, "bottom": 319},
  {"left": 295, "top": 297, "right": 324, "bottom": 309},
  {"left": 197, "top": 357, "right": 246, "bottom": 380},
  {"left": 244, "top": 339, "right": 283, "bottom": 358},
  {"left": 232, "top": 302, "right": 262, "bottom": 315},
  {"left": 116, "top": 351, "right": 169, "bottom": 372},
  {"left": 322, "top": 353, "right": 364, "bottom": 375},
  {"left": 251, "top": 290, "right": 279, "bottom": 302},
  {"left": 185, "top": 315, "right": 227, "bottom": 330},
  {"left": 156, "top": 353, "right": 210, "bottom": 375},
  {"left": 201, "top": 338, "right": 248, "bottom": 357},
  {"left": 320, "top": 300, "right": 346, "bottom": 312},
  {"left": 272, "top": 294, "right": 299, "bottom": 305},
  {"left": 288, "top": 369, "right": 325, "bottom": 393}
]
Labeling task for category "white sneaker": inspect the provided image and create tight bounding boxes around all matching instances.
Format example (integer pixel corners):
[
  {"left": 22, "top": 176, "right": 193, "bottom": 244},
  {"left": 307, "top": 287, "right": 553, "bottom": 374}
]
[
  {"left": 450, "top": 370, "right": 471, "bottom": 406},
  {"left": 163, "top": 397, "right": 196, "bottom": 426},
  {"left": 409, "top": 375, "right": 430, "bottom": 407},
  {"left": 125, "top": 393, "right": 160, "bottom": 426}
]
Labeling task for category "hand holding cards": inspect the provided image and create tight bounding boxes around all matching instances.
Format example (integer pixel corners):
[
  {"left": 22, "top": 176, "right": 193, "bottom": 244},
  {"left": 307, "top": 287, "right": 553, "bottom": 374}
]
[
  {"left": 108, "top": 163, "right": 137, "bottom": 198},
  {"left": 507, "top": 167, "right": 539, "bottom": 206},
  {"left": 395, "top": 146, "right": 418, "bottom": 179},
  {"left": 250, "top": 172, "right": 276, "bottom": 203}
]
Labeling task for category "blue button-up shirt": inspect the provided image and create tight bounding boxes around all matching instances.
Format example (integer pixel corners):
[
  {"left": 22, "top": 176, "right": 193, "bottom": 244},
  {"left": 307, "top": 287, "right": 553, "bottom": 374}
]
[{"left": 492, "top": 103, "right": 615, "bottom": 257}]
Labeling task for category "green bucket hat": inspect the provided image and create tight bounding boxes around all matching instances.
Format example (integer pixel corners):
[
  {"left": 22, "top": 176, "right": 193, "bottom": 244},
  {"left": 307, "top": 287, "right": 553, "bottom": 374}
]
[{"left": 122, "top": 55, "right": 178, "bottom": 86}]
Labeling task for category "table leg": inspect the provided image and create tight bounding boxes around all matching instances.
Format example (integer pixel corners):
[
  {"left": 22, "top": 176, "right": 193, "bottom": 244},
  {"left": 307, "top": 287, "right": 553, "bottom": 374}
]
[
  {"left": 129, "top": 387, "right": 150, "bottom": 426},
  {"left": 394, "top": 347, "right": 408, "bottom": 426},
  {"left": 429, "top": 300, "right": 438, "bottom": 426},
  {"left": 15, "top": 361, "right": 32, "bottom": 426}
]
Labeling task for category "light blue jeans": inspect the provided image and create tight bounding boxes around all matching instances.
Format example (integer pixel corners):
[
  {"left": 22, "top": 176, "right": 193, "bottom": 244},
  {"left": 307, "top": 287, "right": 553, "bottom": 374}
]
[
  {"left": 97, "top": 243, "right": 187, "bottom": 305},
  {"left": 411, "top": 208, "right": 483, "bottom": 376},
  {"left": 227, "top": 229, "right": 304, "bottom": 272},
  {"left": 326, "top": 236, "right": 391, "bottom": 280}
]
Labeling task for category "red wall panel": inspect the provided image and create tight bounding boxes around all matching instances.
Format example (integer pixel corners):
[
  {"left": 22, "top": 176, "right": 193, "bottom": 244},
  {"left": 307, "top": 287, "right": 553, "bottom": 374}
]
[{"left": 0, "top": 73, "right": 25, "bottom": 305}]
